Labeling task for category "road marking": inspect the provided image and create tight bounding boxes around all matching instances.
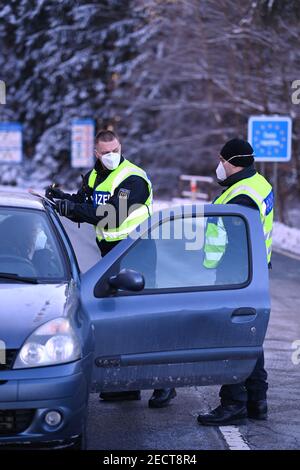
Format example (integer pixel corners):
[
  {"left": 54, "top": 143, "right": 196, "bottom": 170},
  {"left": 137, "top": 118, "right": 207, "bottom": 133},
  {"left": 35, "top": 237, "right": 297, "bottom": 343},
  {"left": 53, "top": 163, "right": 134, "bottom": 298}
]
[{"left": 218, "top": 426, "right": 251, "bottom": 450}]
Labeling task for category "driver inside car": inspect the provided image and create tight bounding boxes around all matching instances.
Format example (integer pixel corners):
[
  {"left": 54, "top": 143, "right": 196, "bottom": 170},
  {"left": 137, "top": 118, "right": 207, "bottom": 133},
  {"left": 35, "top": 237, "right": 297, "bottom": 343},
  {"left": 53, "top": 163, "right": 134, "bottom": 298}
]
[{"left": 0, "top": 215, "right": 56, "bottom": 279}]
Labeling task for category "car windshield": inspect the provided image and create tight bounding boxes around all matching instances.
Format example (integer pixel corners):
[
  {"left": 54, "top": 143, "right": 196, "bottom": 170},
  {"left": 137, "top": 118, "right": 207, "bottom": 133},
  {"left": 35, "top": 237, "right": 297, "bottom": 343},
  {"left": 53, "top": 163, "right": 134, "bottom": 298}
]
[{"left": 0, "top": 207, "right": 68, "bottom": 282}]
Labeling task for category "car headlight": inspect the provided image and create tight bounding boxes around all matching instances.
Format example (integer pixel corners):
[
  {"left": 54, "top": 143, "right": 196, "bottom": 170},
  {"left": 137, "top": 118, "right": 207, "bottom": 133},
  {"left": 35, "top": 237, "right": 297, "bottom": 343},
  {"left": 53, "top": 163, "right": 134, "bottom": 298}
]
[{"left": 13, "top": 318, "right": 81, "bottom": 369}]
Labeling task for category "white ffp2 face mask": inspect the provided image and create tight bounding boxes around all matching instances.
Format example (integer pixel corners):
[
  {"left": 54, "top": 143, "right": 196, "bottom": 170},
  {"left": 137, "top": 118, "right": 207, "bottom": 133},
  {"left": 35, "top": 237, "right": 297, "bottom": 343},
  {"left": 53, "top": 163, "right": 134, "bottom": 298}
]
[
  {"left": 216, "top": 161, "right": 227, "bottom": 181},
  {"left": 101, "top": 152, "right": 121, "bottom": 170}
]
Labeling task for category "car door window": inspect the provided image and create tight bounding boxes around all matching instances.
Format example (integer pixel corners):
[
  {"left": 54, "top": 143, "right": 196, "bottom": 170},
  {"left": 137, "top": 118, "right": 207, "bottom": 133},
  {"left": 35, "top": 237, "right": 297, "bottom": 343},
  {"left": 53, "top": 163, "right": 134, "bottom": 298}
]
[
  {"left": 118, "top": 214, "right": 250, "bottom": 291},
  {"left": 0, "top": 208, "right": 67, "bottom": 280}
]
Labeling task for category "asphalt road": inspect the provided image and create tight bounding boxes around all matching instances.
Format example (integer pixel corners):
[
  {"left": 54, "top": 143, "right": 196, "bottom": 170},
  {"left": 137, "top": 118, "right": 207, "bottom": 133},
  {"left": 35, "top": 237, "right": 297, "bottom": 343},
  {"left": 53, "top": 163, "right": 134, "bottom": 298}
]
[{"left": 62, "top": 217, "right": 300, "bottom": 450}]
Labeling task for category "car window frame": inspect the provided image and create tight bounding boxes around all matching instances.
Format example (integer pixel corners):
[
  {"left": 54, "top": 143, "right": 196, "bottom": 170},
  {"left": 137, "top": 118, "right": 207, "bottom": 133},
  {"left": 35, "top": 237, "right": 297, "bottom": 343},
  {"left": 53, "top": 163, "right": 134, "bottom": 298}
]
[
  {"left": 95, "top": 211, "right": 253, "bottom": 297},
  {"left": 43, "top": 203, "right": 81, "bottom": 281},
  {"left": 0, "top": 205, "right": 71, "bottom": 283}
]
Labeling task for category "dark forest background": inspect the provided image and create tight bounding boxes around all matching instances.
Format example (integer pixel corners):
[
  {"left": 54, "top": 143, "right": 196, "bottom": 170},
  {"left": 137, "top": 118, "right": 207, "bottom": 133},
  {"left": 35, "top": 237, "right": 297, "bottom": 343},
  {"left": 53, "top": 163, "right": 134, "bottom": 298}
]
[{"left": 1, "top": 0, "right": 300, "bottom": 224}]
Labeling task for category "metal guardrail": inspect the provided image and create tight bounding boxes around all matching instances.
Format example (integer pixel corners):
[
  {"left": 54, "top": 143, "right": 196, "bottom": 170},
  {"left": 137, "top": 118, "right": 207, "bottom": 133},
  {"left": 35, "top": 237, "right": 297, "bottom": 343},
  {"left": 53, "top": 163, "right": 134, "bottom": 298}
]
[
  {"left": 180, "top": 175, "right": 214, "bottom": 183},
  {"left": 179, "top": 174, "right": 215, "bottom": 201}
]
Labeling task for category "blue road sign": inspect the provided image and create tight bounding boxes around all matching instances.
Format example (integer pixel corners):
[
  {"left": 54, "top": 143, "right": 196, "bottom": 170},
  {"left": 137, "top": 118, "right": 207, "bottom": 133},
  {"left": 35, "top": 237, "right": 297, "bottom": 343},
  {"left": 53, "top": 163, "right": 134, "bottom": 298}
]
[
  {"left": 71, "top": 118, "right": 95, "bottom": 168},
  {"left": 248, "top": 115, "right": 292, "bottom": 162},
  {"left": 0, "top": 122, "right": 22, "bottom": 164}
]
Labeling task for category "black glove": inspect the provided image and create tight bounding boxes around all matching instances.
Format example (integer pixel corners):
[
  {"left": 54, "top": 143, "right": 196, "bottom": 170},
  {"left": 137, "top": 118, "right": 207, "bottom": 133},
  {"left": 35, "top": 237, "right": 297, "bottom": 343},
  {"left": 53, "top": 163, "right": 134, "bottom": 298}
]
[
  {"left": 45, "top": 185, "right": 65, "bottom": 200},
  {"left": 55, "top": 199, "right": 76, "bottom": 217}
]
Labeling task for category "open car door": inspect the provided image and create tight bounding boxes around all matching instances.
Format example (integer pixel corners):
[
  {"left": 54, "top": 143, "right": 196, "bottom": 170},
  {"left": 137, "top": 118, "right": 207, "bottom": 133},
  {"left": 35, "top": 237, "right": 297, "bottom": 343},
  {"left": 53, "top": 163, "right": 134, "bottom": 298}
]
[{"left": 80, "top": 204, "right": 270, "bottom": 392}]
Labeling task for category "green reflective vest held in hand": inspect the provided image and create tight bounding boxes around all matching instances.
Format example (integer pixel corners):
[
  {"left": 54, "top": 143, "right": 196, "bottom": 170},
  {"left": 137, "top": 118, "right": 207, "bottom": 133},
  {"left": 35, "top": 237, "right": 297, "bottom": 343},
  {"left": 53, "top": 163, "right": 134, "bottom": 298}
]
[{"left": 204, "top": 172, "right": 274, "bottom": 268}]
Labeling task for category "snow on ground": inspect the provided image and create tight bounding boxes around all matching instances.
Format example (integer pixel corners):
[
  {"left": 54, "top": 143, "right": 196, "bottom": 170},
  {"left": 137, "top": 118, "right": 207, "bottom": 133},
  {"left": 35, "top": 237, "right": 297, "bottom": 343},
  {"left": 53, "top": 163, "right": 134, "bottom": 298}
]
[
  {"left": 273, "top": 222, "right": 300, "bottom": 258},
  {"left": 1, "top": 185, "right": 300, "bottom": 258}
]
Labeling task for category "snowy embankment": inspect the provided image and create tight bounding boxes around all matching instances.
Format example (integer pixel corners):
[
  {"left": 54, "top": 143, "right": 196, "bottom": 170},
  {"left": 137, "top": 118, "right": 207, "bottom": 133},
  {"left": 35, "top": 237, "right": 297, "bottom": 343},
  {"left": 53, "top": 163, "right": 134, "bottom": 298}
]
[
  {"left": 1, "top": 186, "right": 299, "bottom": 259},
  {"left": 272, "top": 222, "right": 300, "bottom": 258}
]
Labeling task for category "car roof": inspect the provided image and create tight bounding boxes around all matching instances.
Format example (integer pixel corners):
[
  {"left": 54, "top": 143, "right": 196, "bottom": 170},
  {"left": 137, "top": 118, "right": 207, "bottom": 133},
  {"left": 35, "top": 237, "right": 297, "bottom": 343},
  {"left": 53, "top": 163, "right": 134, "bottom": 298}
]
[{"left": 0, "top": 190, "right": 45, "bottom": 210}]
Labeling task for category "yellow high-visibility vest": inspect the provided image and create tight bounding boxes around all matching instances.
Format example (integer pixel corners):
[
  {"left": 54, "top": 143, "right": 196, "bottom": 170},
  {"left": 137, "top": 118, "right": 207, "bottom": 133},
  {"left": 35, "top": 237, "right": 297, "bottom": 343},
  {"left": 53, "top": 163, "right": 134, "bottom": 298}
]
[
  {"left": 204, "top": 172, "right": 273, "bottom": 268},
  {"left": 88, "top": 159, "right": 153, "bottom": 242}
]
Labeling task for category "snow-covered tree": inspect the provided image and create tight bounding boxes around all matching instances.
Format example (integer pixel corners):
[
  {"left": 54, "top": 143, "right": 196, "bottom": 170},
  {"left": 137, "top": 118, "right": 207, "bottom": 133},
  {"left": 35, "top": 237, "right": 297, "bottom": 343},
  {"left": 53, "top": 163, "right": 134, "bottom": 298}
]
[
  {"left": 0, "top": 0, "right": 137, "bottom": 186},
  {"left": 109, "top": 0, "right": 300, "bottom": 220},
  {"left": 0, "top": 0, "right": 300, "bottom": 222}
]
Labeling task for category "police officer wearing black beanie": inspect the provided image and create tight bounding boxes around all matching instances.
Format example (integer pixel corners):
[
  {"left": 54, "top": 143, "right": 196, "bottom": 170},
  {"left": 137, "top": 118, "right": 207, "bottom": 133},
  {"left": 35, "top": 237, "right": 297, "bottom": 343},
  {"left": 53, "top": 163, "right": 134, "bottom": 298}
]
[{"left": 197, "top": 138, "right": 272, "bottom": 426}]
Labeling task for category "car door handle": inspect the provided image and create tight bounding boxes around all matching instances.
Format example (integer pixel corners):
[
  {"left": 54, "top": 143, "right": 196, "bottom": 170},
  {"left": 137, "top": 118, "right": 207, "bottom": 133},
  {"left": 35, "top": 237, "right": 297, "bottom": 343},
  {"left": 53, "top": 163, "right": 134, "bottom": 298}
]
[{"left": 232, "top": 307, "right": 256, "bottom": 316}]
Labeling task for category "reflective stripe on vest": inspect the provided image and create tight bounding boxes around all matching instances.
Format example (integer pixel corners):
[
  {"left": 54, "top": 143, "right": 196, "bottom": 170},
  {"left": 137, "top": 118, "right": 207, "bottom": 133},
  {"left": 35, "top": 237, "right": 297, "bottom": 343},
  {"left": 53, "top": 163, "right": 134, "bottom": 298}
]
[
  {"left": 203, "top": 217, "right": 228, "bottom": 268},
  {"left": 88, "top": 159, "right": 153, "bottom": 242},
  {"left": 203, "top": 173, "right": 274, "bottom": 268}
]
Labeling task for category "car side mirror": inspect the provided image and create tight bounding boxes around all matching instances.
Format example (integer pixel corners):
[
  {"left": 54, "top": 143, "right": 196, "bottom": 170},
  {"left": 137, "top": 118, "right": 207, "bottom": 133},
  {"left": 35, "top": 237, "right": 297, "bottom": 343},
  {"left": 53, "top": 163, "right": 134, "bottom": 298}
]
[{"left": 108, "top": 268, "right": 145, "bottom": 293}]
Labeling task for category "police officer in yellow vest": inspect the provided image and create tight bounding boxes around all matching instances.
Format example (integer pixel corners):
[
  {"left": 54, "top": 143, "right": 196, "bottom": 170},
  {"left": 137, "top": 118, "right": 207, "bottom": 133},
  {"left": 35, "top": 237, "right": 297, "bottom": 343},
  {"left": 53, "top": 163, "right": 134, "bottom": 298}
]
[
  {"left": 197, "top": 138, "right": 273, "bottom": 426},
  {"left": 45, "top": 129, "right": 176, "bottom": 408}
]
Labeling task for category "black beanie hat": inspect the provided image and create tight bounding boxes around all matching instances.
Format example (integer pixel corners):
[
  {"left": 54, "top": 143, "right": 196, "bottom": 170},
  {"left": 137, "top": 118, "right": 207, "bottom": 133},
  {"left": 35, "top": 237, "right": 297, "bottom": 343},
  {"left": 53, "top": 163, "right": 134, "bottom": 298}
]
[{"left": 220, "top": 138, "right": 254, "bottom": 167}]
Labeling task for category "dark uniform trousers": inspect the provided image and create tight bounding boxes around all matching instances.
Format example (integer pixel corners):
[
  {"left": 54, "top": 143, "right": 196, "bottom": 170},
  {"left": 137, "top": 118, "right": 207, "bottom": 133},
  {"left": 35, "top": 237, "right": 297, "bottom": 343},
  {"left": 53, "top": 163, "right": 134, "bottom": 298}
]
[{"left": 220, "top": 351, "right": 268, "bottom": 405}]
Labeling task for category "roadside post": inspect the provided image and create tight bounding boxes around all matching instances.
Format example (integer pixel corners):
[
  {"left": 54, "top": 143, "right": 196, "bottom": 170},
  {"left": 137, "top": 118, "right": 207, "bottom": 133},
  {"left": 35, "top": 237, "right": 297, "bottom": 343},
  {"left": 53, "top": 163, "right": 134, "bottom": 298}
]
[
  {"left": 248, "top": 115, "right": 292, "bottom": 218},
  {"left": 180, "top": 174, "right": 214, "bottom": 202}
]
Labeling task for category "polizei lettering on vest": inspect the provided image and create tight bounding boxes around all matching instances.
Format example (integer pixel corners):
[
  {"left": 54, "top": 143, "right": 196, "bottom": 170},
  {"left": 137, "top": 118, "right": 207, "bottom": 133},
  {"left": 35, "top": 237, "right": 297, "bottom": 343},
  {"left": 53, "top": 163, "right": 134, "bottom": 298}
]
[{"left": 93, "top": 190, "right": 111, "bottom": 206}]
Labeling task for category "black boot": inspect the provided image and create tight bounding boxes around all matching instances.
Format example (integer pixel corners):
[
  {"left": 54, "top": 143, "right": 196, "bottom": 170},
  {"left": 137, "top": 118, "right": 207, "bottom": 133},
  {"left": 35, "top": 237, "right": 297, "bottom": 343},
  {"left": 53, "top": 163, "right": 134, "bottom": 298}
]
[
  {"left": 247, "top": 399, "right": 268, "bottom": 420},
  {"left": 148, "top": 388, "right": 176, "bottom": 408},
  {"left": 99, "top": 391, "right": 141, "bottom": 402},
  {"left": 197, "top": 403, "right": 247, "bottom": 426}
]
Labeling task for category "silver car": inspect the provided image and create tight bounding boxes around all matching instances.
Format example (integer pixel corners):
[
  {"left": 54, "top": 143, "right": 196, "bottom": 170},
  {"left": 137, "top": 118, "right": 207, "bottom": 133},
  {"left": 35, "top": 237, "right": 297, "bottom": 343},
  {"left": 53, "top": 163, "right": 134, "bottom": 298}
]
[{"left": 0, "top": 191, "right": 270, "bottom": 448}]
